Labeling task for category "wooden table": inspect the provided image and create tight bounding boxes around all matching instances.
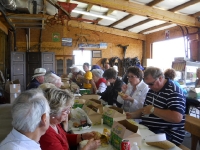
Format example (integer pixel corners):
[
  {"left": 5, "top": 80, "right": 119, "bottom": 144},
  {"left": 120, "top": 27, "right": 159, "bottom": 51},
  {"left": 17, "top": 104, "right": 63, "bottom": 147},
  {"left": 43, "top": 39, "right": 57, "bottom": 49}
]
[{"left": 185, "top": 115, "right": 200, "bottom": 150}]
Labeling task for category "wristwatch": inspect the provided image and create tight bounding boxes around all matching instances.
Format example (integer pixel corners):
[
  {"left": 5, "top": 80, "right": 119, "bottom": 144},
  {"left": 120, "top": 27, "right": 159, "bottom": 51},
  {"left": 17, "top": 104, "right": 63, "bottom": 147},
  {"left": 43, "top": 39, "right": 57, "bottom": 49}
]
[{"left": 150, "top": 106, "right": 154, "bottom": 114}]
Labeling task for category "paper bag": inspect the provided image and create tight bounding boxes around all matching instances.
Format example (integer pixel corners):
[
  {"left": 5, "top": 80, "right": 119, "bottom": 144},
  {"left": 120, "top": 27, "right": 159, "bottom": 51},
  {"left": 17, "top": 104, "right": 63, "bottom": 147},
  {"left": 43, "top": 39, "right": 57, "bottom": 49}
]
[{"left": 110, "top": 120, "right": 141, "bottom": 150}]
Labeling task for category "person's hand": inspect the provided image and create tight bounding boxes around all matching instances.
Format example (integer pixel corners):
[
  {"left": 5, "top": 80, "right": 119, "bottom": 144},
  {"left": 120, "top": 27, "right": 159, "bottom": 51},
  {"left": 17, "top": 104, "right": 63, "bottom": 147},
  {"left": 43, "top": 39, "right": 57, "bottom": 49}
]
[
  {"left": 121, "top": 84, "right": 128, "bottom": 93},
  {"left": 142, "top": 105, "right": 154, "bottom": 115},
  {"left": 126, "top": 112, "right": 133, "bottom": 119},
  {"left": 83, "top": 138, "right": 101, "bottom": 150},
  {"left": 121, "top": 95, "right": 133, "bottom": 102},
  {"left": 106, "top": 81, "right": 110, "bottom": 86},
  {"left": 82, "top": 132, "right": 95, "bottom": 140}
]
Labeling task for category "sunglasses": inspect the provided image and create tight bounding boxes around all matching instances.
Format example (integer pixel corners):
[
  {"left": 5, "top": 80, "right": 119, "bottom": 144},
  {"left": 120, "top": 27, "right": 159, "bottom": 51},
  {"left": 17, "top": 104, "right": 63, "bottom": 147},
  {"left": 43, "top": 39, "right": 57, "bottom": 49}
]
[{"left": 145, "top": 78, "right": 158, "bottom": 86}]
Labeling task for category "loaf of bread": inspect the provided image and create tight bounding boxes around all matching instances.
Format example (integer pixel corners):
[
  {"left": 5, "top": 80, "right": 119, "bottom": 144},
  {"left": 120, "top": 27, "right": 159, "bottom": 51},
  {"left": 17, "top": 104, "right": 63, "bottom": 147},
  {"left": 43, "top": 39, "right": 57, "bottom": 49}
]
[{"left": 146, "top": 140, "right": 175, "bottom": 149}]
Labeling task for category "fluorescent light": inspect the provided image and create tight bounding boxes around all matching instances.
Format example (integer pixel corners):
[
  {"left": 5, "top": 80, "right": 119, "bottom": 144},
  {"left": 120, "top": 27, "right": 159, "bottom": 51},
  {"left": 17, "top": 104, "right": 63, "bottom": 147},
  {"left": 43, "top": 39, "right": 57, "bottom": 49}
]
[{"left": 72, "top": 9, "right": 117, "bottom": 21}]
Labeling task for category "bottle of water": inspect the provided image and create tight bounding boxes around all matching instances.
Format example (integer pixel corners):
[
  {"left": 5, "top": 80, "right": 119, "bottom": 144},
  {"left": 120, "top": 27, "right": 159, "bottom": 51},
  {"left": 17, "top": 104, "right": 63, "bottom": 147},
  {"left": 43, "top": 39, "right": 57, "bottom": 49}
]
[{"left": 131, "top": 142, "right": 139, "bottom": 150}]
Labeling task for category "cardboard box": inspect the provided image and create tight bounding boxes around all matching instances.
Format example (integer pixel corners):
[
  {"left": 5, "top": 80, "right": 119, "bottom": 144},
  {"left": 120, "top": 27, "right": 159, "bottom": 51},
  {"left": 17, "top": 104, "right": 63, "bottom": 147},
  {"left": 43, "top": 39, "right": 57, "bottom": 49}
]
[
  {"left": 80, "top": 94, "right": 101, "bottom": 100},
  {"left": 73, "top": 99, "right": 86, "bottom": 108},
  {"left": 188, "top": 88, "right": 200, "bottom": 99},
  {"left": 5, "top": 79, "right": 21, "bottom": 94},
  {"left": 103, "top": 106, "right": 126, "bottom": 127},
  {"left": 85, "top": 99, "right": 103, "bottom": 114},
  {"left": 82, "top": 105, "right": 102, "bottom": 125},
  {"left": 110, "top": 120, "right": 141, "bottom": 150},
  {"left": 4, "top": 92, "right": 20, "bottom": 104}
]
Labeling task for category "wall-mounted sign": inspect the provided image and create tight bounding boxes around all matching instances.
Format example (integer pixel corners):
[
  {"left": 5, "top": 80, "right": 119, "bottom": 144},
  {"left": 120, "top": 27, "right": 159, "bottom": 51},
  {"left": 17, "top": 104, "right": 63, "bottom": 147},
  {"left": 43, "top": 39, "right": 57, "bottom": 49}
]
[
  {"left": 78, "top": 42, "right": 107, "bottom": 49},
  {"left": 62, "top": 38, "right": 72, "bottom": 46},
  {"left": 52, "top": 33, "right": 60, "bottom": 42}
]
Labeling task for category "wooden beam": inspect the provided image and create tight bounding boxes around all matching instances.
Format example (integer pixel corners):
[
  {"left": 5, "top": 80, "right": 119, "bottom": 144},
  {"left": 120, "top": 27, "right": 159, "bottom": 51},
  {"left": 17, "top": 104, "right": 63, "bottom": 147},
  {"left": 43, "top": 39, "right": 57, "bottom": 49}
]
[
  {"left": 96, "top": 9, "right": 114, "bottom": 22},
  {"left": 7, "top": 14, "right": 46, "bottom": 20},
  {"left": 139, "top": 22, "right": 172, "bottom": 34},
  {"left": 67, "top": 20, "right": 146, "bottom": 40},
  {"left": 109, "top": 14, "right": 133, "bottom": 27},
  {"left": 169, "top": 0, "right": 200, "bottom": 12},
  {"left": 0, "top": 20, "right": 8, "bottom": 34},
  {"left": 86, "top": 4, "right": 93, "bottom": 12},
  {"left": 75, "top": 0, "right": 200, "bottom": 27},
  {"left": 124, "top": 18, "right": 153, "bottom": 31},
  {"left": 191, "top": 11, "right": 200, "bottom": 18},
  {"left": 147, "top": 0, "right": 164, "bottom": 7}
]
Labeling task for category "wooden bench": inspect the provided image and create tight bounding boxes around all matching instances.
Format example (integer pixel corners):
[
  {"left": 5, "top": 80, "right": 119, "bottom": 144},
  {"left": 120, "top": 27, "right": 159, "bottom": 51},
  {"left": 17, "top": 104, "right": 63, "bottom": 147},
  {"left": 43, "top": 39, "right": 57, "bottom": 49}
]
[{"left": 185, "top": 115, "right": 200, "bottom": 150}]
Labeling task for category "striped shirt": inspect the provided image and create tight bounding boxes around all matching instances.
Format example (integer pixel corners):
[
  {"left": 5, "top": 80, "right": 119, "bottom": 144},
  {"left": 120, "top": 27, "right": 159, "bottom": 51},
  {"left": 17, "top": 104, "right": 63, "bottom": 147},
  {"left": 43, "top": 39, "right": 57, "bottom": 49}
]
[{"left": 141, "top": 79, "right": 185, "bottom": 145}]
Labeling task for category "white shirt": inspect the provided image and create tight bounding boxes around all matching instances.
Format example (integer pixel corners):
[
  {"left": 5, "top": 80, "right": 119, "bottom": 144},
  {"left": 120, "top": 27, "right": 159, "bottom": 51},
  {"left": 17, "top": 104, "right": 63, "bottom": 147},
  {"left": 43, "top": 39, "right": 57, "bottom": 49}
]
[
  {"left": 0, "top": 128, "right": 41, "bottom": 150},
  {"left": 117, "top": 80, "right": 149, "bottom": 112}
]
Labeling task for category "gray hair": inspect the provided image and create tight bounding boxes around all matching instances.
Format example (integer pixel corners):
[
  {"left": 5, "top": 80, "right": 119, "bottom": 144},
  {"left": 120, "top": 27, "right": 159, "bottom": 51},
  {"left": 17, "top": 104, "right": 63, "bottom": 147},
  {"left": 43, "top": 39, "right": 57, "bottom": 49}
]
[
  {"left": 12, "top": 89, "right": 50, "bottom": 132},
  {"left": 44, "top": 73, "right": 61, "bottom": 85},
  {"left": 92, "top": 69, "right": 104, "bottom": 78},
  {"left": 43, "top": 88, "right": 74, "bottom": 116},
  {"left": 144, "top": 66, "right": 164, "bottom": 79}
]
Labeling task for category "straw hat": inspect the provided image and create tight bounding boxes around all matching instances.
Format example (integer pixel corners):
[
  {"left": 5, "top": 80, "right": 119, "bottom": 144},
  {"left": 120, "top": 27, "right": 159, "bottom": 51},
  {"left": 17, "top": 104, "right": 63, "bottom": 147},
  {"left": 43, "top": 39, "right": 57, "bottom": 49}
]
[{"left": 32, "top": 68, "right": 46, "bottom": 78}]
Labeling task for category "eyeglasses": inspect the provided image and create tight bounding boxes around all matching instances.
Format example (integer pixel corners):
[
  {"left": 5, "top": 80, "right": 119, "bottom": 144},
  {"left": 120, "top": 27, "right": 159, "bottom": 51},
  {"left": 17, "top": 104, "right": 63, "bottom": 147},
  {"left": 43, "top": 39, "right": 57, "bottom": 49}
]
[
  {"left": 145, "top": 78, "right": 158, "bottom": 86},
  {"left": 61, "top": 106, "right": 72, "bottom": 114},
  {"left": 127, "top": 75, "right": 137, "bottom": 79}
]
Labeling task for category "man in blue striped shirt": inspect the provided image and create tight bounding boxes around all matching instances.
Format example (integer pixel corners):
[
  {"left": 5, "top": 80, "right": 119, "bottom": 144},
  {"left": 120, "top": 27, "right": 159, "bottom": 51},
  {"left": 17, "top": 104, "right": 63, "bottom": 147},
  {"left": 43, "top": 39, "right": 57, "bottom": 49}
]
[{"left": 126, "top": 66, "right": 185, "bottom": 146}]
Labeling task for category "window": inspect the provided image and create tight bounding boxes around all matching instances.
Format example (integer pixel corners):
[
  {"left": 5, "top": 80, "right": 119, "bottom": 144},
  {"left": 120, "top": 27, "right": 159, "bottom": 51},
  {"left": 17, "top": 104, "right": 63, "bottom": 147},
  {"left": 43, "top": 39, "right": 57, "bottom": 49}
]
[
  {"left": 73, "top": 50, "right": 92, "bottom": 71},
  {"left": 149, "top": 37, "right": 188, "bottom": 71}
]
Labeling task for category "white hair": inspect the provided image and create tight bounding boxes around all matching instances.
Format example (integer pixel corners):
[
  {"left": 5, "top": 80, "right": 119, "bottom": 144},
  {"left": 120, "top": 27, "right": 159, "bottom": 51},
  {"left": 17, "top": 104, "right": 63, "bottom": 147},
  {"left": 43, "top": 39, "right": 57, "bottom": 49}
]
[
  {"left": 44, "top": 73, "right": 61, "bottom": 85},
  {"left": 12, "top": 89, "right": 50, "bottom": 132},
  {"left": 72, "top": 67, "right": 80, "bottom": 73},
  {"left": 92, "top": 69, "right": 104, "bottom": 78}
]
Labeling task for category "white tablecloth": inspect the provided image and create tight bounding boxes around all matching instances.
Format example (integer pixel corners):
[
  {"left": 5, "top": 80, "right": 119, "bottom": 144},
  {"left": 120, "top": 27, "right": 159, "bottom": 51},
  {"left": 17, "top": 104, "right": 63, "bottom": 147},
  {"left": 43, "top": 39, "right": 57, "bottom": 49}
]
[{"left": 72, "top": 124, "right": 181, "bottom": 150}]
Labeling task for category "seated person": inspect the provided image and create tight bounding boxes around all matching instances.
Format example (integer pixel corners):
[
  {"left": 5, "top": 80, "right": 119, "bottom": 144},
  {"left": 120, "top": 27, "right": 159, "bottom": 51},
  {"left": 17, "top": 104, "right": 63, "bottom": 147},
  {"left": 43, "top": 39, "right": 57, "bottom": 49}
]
[
  {"left": 39, "top": 88, "right": 101, "bottom": 150},
  {"left": 126, "top": 67, "right": 185, "bottom": 146},
  {"left": 91, "top": 69, "right": 107, "bottom": 93},
  {"left": 195, "top": 68, "right": 200, "bottom": 88},
  {"left": 91, "top": 65, "right": 101, "bottom": 71},
  {"left": 117, "top": 66, "right": 149, "bottom": 112},
  {"left": 44, "top": 72, "right": 63, "bottom": 88},
  {"left": 69, "top": 65, "right": 84, "bottom": 89},
  {"left": 83, "top": 63, "right": 93, "bottom": 91},
  {"left": 0, "top": 89, "right": 50, "bottom": 150},
  {"left": 98, "top": 68, "right": 124, "bottom": 107},
  {"left": 164, "top": 68, "right": 187, "bottom": 95},
  {"left": 27, "top": 68, "right": 46, "bottom": 90}
]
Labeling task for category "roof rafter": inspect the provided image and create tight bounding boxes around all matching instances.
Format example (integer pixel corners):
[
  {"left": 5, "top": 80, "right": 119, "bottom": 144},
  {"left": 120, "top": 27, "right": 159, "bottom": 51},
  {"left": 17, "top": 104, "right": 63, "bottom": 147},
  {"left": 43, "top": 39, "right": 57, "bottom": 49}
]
[
  {"left": 124, "top": 18, "right": 153, "bottom": 31},
  {"left": 191, "top": 11, "right": 200, "bottom": 17},
  {"left": 147, "top": 0, "right": 164, "bottom": 7},
  {"left": 96, "top": 9, "right": 114, "bottom": 22},
  {"left": 75, "top": 0, "right": 200, "bottom": 27},
  {"left": 78, "top": 4, "right": 93, "bottom": 18},
  {"left": 109, "top": 14, "right": 133, "bottom": 27},
  {"left": 169, "top": 0, "right": 200, "bottom": 12},
  {"left": 139, "top": 22, "right": 172, "bottom": 34}
]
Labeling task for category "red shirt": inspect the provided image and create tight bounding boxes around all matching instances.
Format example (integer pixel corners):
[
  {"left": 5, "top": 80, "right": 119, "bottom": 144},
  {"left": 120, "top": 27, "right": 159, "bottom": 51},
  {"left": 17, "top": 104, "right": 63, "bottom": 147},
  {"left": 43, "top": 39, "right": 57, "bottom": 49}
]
[
  {"left": 96, "top": 78, "right": 106, "bottom": 88},
  {"left": 39, "top": 124, "right": 78, "bottom": 150}
]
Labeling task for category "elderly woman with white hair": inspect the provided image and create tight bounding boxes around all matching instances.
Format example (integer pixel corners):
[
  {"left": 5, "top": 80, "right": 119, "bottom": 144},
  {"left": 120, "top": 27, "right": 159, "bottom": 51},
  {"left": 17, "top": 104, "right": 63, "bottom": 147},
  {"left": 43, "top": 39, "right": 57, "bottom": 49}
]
[
  {"left": 91, "top": 69, "right": 107, "bottom": 93},
  {"left": 39, "top": 88, "right": 101, "bottom": 150},
  {"left": 0, "top": 89, "right": 50, "bottom": 150},
  {"left": 44, "top": 72, "right": 63, "bottom": 88}
]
